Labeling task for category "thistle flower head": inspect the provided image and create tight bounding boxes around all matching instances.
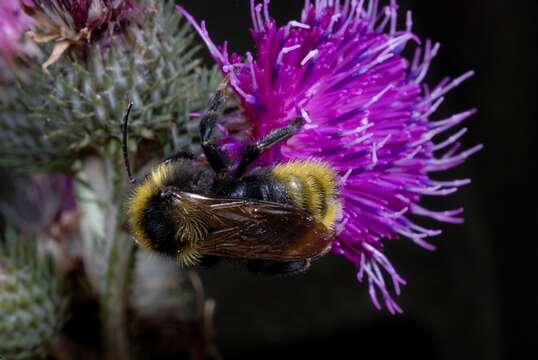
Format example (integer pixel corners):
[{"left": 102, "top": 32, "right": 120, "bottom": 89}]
[
  {"left": 0, "top": 0, "right": 219, "bottom": 171},
  {"left": 0, "top": 0, "right": 35, "bottom": 67},
  {"left": 0, "top": 228, "right": 66, "bottom": 358},
  {"left": 178, "top": 0, "right": 482, "bottom": 313},
  {"left": 23, "top": 0, "right": 142, "bottom": 69},
  {"left": 0, "top": 173, "right": 76, "bottom": 236}
]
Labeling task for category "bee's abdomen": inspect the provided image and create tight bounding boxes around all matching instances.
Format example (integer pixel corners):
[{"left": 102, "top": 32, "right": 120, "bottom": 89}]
[{"left": 271, "top": 161, "right": 341, "bottom": 230}]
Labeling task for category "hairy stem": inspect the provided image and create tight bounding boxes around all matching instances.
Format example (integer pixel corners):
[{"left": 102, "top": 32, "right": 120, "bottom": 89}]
[{"left": 76, "top": 155, "right": 134, "bottom": 360}]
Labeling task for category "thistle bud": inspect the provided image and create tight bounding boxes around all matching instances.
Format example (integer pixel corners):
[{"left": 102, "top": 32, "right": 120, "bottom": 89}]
[{"left": 0, "top": 229, "right": 66, "bottom": 359}]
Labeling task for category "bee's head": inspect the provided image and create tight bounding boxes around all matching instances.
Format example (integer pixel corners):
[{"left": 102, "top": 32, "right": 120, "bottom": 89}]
[
  {"left": 121, "top": 104, "right": 208, "bottom": 265},
  {"left": 126, "top": 162, "right": 206, "bottom": 265}
]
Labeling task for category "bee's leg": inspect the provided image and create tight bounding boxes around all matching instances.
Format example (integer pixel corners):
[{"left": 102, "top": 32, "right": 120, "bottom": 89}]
[
  {"left": 235, "top": 116, "right": 305, "bottom": 177},
  {"left": 162, "top": 151, "right": 194, "bottom": 164},
  {"left": 200, "top": 78, "right": 230, "bottom": 174},
  {"left": 246, "top": 259, "right": 311, "bottom": 276}
]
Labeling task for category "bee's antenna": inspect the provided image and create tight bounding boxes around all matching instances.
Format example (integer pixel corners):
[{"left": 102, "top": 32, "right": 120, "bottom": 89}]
[{"left": 122, "top": 102, "right": 136, "bottom": 184}]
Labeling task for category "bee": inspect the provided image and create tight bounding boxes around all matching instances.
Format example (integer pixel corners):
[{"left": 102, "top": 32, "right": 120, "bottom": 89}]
[{"left": 123, "top": 80, "right": 342, "bottom": 275}]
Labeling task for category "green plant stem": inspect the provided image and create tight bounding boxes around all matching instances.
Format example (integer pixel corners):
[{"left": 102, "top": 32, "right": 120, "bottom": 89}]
[
  {"left": 102, "top": 231, "right": 134, "bottom": 360},
  {"left": 76, "top": 155, "right": 134, "bottom": 360}
]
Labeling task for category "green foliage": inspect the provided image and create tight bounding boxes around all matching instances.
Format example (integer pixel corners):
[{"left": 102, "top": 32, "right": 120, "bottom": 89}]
[
  {"left": 0, "top": 0, "right": 220, "bottom": 172},
  {"left": 0, "top": 229, "right": 66, "bottom": 359}
]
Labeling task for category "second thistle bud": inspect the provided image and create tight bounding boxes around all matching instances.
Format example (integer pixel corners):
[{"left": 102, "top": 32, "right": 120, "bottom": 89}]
[{"left": 0, "top": 229, "right": 66, "bottom": 359}]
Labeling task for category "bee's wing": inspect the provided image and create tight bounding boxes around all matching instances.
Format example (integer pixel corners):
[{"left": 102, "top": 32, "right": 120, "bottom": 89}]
[{"left": 171, "top": 192, "right": 334, "bottom": 261}]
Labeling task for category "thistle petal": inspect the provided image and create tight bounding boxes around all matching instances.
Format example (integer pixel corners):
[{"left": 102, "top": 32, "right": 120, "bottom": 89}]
[{"left": 0, "top": 0, "right": 35, "bottom": 67}]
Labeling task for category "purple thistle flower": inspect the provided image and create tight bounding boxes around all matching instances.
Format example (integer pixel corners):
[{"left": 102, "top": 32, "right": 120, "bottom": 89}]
[
  {"left": 0, "top": 0, "right": 34, "bottom": 67},
  {"left": 22, "top": 0, "right": 141, "bottom": 70},
  {"left": 177, "top": 0, "right": 482, "bottom": 314},
  {"left": 0, "top": 174, "right": 77, "bottom": 236}
]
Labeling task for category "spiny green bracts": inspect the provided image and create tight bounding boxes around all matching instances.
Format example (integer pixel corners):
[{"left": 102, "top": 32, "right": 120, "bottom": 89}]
[
  {"left": 0, "top": 0, "right": 220, "bottom": 172},
  {"left": 0, "top": 228, "right": 66, "bottom": 359}
]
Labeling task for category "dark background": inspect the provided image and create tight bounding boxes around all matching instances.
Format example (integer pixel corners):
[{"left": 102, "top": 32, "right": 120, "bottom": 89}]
[
  {"left": 176, "top": 1, "right": 537, "bottom": 359},
  {"left": 0, "top": 1, "right": 534, "bottom": 359}
]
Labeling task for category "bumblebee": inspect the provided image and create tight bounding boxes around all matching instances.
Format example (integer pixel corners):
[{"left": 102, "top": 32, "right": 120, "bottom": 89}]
[{"left": 124, "top": 81, "right": 342, "bottom": 275}]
